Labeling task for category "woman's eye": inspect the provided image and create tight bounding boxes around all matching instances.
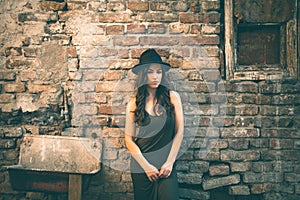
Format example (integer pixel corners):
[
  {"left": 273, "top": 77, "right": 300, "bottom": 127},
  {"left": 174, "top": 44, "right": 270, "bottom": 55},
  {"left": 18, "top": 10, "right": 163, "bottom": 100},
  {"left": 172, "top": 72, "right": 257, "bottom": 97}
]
[
  {"left": 157, "top": 70, "right": 162, "bottom": 74},
  {"left": 147, "top": 70, "right": 153, "bottom": 74}
]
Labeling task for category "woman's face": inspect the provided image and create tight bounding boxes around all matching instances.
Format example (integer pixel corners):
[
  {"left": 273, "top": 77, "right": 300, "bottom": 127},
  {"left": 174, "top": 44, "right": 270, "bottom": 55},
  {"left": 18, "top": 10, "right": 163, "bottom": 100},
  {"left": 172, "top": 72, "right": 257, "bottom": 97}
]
[{"left": 146, "top": 64, "right": 162, "bottom": 89}]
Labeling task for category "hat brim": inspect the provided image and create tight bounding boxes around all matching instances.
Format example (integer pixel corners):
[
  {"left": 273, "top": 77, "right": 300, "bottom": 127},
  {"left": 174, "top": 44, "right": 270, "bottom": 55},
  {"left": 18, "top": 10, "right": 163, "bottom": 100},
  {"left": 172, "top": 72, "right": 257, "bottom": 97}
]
[{"left": 132, "top": 62, "right": 171, "bottom": 74}]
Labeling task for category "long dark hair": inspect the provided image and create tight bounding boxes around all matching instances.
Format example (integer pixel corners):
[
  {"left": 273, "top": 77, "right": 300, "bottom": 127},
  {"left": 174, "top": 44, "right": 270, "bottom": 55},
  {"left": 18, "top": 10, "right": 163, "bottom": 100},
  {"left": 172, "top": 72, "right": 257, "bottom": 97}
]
[{"left": 133, "top": 65, "right": 174, "bottom": 126}]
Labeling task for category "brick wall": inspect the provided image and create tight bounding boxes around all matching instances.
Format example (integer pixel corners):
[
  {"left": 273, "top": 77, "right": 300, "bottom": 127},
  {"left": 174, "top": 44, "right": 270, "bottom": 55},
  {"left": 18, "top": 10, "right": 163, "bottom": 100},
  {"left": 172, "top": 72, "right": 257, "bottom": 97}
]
[{"left": 0, "top": 0, "right": 299, "bottom": 200}]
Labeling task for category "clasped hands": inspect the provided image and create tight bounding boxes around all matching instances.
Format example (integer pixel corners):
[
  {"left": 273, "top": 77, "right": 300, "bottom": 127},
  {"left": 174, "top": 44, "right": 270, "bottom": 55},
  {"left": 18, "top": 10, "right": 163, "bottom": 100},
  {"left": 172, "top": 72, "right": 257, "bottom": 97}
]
[{"left": 145, "top": 162, "right": 173, "bottom": 182}]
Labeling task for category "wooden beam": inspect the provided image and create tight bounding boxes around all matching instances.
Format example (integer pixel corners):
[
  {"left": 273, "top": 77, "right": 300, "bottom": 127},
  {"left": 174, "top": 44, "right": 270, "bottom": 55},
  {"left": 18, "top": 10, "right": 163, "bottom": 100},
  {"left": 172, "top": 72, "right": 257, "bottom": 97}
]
[
  {"left": 68, "top": 174, "right": 82, "bottom": 200},
  {"left": 224, "top": 0, "right": 234, "bottom": 80}
]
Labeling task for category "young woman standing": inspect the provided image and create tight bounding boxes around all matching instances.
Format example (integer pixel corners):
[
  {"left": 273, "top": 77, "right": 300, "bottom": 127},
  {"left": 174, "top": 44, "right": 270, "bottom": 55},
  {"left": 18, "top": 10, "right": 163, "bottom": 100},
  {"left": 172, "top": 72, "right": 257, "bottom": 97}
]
[{"left": 125, "top": 49, "right": 184, "bottom": 200}]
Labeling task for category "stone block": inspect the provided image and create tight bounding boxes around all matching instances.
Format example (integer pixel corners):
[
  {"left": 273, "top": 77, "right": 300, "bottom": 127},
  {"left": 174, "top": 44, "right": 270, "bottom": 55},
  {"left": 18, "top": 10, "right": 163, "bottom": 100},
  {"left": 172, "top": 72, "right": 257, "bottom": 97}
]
[
  {"left": 0, "top": 139, "right": 16, "bottom": 149},
  {"left": 272, "top": 94, "right": 294, "bottom": 105},
  {"left": 189, "top": 161, "right": 210, "bottom": 173},
  {"left": 229, "top": 185, "right": 250, "bottom": 195},
  {"left": 251, "top": 183, "right": 271, "bottom": 194},
  {"left": 221, "top": 150, "right": 260, "bottom": 161},
  {"left": 273, "top": 161, "right": 294, "bottom": 172},
  {"left": 221, "top": 128, "right": 259, "bottom": 138},
  {"left": 243, "top": 172, "right": 283, "bottom": 183},
  {"left": 195, "top": 149, "right": 220, "bottom": 161},
  {"left": 228, "top": 139, "right": 249, "bottom": 150},
  {"left": 209, "top": 164, "right": 230, "bottom": 176},
  {"left": 284, "top": 173, "right": 300, "bottom": 182},
  {"left": 202, "top": 174, "right": 240, "bottom": 190},
  {"left": 252, "top": 162, "right": 273, "bottom": 172},
  {"left": 270, "top": 139, "right": 293, "bottom": 149},
  {"left": 177, "top": 172, "right": 202, "bottom": 184},
  {"left": 225, "top": 81, "right": 258, "bottom": 93},
  {"left": 271, "top": 183, "right": 294, "bottom": 194},
  {"left": 230, "top": 162, "right": 251, "bottom": 172},
  {"left": 261, "top": 150, "right": 300, "bottom": 161},
  {"left": 179, "top": 188, "right": 210, "bottom": 200},
  {"left": 220, "top": 105, "right": 259, "bottom": 116}
]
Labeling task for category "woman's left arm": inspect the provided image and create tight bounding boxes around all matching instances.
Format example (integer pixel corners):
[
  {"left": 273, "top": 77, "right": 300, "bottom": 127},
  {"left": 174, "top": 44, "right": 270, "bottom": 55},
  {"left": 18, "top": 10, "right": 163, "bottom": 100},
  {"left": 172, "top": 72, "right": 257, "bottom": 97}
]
[{"left": 159, "top": 91, "right": 184, "bottom": 178}]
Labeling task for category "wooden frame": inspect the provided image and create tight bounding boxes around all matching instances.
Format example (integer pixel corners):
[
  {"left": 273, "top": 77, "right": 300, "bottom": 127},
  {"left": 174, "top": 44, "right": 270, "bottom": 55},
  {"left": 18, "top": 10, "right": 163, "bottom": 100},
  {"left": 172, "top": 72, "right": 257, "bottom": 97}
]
[{"left": 224, "top": 0, "right": 299, "bottom": 80}]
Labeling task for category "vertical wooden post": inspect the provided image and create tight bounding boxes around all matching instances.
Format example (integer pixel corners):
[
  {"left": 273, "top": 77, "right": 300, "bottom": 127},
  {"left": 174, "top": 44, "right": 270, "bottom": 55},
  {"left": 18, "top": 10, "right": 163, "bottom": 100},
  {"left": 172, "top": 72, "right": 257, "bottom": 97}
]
[{"left": 68, "top": 174, "right": 82, "bottom": 200}]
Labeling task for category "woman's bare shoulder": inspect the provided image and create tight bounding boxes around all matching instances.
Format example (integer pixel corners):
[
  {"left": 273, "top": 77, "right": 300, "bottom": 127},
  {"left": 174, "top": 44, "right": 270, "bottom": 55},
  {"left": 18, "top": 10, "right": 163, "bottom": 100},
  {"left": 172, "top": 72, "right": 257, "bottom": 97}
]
[{"left": 170, "top": 90, "right": 181, "bottom": 103}]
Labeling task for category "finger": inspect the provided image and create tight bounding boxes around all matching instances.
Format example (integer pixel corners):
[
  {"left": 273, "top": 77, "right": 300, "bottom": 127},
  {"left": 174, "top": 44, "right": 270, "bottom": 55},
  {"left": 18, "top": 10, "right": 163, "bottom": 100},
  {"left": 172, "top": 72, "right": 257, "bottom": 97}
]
[{"left": 159, "top": 168, "right": 166, "bottom": 176}]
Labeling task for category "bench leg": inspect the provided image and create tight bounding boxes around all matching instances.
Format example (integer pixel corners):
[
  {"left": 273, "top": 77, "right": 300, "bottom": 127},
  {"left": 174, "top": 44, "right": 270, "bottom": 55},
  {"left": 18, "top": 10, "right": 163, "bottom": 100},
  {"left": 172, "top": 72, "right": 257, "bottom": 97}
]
[{"left": 68, "top": 174, "right": 82, "bottom": 200}]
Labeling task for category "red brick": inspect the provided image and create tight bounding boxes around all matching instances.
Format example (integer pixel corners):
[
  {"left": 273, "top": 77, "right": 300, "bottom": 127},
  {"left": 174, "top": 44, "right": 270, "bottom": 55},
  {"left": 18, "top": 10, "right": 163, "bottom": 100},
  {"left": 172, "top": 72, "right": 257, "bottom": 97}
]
[
  {"left": 23, "top": 47, "right": 38, "bottom": 57},
  {"left": 67, "top": 46, "right": 78, "bottom": 58},
  {"left": 104, "top": 71, "right": 124, "bottom": 81},
  {"left": 179, "top": 13, "right": 200, "bottom": 23},
  {"left": 150, "top": 2, "right": 169, "bottom": 11},
  {"left": 96, "top": 82, "right": 115, "bottom": 92},
  {"left": 139, "top": 13, "right": 178, "bottom": 22},
  {"left": 200, "top": 12, "right": 221, "bottom": 23},
  {"left": 128, "top": 2, "right": 149, "bottom": 12},
  {"left": 106, "top": 25, "right": 124, "bottom": 35},
  {"left": 0, "top": 72, "right": 16, "bottom": 81},
  {"left": 19, "top": 70, "right": 36, "bottom": 81},
  {"left": 98, "top": 13, "right": 133, "bottom": 23},
  {"left": 5, "top": 47, "right": 22, "bottom": 56},
  {"left": 39, "top": 1, "right": 67, "bottom": 11},
  {"left": 0, "top": 94, "right": 15, "bottom": 103},
  {"left": 126, "top": 24, "right": 146, "bottom": 34},
  {"left": 179, "top": 35, "right": 219, "bottom": 45},
  {"left": 27, "top": 84, "right": 55, "bottom": 93},
  {"left": 113, "top": 36, "right": 139, "bottom": 46},
  {"left": 4, "top": 83, "right": 25, "bottom": 93},
  {"left": 251, "top": 183, "right": 271, "bottom": 194},
  {"left": 191, "top": 24, "right": 201, "bottom": 34},
  {"left": 148, "top": 23, "right": 166, "bottom": 34},
  {"left": 98, "top": 105, "right": 125, "bottom": 115},
  {"left": 140, "top": 36, "right": 179, "bottom": 46}
]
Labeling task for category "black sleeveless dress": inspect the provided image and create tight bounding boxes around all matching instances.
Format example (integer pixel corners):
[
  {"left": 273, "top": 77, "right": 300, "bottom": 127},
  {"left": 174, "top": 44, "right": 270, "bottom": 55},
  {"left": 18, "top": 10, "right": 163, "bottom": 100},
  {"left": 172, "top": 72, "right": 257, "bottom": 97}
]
[{"left": 130, "top": 112, "right": 179, "bottom": 200}]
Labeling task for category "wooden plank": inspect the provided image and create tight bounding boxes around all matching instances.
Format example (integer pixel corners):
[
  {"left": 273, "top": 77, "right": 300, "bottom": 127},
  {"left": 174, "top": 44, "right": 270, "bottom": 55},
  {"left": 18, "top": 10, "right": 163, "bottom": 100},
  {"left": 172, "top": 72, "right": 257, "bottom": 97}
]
[
  {"left": 224, "top": 0, "right": 234, "bottom": 80},
  {"left": 68, "top": 174, "right": 82, "bottom": 200}
]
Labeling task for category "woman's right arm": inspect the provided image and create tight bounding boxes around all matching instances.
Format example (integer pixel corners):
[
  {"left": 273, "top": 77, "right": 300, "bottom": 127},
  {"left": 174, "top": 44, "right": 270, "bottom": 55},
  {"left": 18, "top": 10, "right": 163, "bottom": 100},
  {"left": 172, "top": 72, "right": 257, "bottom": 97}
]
[{"left": 125, "top": 98, "right": 159, "bottom": 182}]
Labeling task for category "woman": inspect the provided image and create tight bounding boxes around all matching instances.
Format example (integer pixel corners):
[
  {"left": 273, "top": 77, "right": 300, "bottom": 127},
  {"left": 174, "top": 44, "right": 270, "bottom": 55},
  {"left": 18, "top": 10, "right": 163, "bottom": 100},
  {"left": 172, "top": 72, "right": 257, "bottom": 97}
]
[{"left": 125, "top": 49, "right": 184, "bottom": 200}]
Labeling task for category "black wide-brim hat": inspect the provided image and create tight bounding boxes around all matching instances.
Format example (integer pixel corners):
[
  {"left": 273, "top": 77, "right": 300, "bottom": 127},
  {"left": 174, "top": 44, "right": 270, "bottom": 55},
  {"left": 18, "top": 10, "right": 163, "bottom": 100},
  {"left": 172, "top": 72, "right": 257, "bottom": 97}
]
[{"left": 132, "top": 49, "right": 171, "bottom": 74}]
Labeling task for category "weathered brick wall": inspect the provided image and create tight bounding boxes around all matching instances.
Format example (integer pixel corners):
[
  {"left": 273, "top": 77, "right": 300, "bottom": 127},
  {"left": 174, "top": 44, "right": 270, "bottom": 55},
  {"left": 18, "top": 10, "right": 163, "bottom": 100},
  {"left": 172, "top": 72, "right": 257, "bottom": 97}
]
[{"left": 0, "top": 0, "right": 299, "bottom": 200}]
